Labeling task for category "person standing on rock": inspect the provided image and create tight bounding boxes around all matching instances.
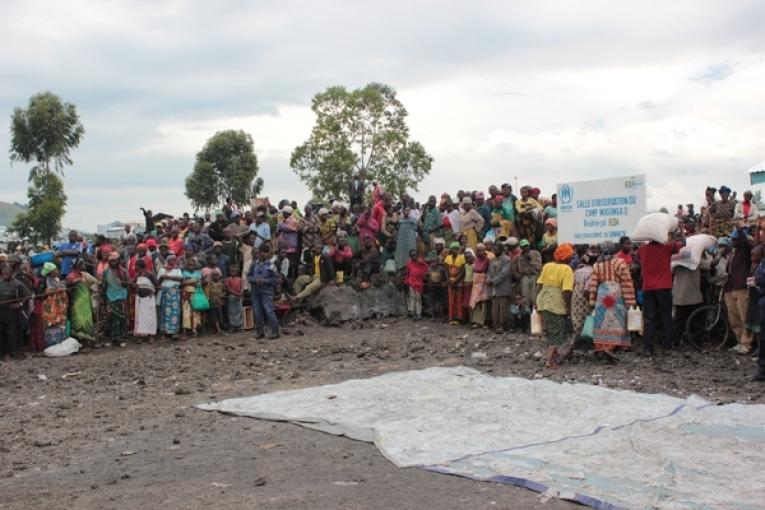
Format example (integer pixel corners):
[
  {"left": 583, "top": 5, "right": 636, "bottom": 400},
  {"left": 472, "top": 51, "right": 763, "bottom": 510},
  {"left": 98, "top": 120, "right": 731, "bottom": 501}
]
[
  {"left": 248, "top": 245, "right": 280, "bottom": 340},
  {"left": 349, "top": 172, "right": 365, "bottom": 209}
]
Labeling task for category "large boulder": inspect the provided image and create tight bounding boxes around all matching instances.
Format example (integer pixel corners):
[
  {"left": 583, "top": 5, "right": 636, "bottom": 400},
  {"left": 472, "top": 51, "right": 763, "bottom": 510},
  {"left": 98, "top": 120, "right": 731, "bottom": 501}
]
[{"left": 307, "top": 283, "right": 407, "bottom": 323}]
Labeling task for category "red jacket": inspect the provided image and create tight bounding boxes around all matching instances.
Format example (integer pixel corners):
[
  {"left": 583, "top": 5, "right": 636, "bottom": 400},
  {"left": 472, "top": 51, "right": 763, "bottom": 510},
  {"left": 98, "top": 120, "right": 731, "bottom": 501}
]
[{"left": 404, "top": 259, "right": 429, "bottom": 293}]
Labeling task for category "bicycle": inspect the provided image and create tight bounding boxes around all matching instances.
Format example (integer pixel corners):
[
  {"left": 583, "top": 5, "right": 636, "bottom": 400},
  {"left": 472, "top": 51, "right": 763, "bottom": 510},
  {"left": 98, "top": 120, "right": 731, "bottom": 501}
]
[{"left": 684, "top": 284, "right": 731, "bottom": 350}]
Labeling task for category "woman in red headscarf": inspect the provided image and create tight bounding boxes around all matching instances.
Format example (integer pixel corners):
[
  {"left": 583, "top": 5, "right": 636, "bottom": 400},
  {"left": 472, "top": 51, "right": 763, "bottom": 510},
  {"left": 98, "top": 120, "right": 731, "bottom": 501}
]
[{"left": 536, "top": 244, "right": 575, "bottom": 368}]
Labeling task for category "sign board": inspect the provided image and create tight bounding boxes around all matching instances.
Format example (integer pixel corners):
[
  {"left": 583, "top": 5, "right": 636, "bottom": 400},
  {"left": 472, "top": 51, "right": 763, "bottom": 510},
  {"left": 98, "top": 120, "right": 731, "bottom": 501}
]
[{"left": 556, "top": 175, "right": 647, "bottom": 244}]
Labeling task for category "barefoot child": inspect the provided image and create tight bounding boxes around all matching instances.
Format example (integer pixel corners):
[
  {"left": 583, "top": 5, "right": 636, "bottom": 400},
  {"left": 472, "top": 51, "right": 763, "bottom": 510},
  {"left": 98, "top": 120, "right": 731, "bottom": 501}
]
[
  {"left": 225, "top": 266, "right": 244, "bottom": 332},
  {"left": 404, "top": 250, "right": 428, "bottom": 321},
  {"left": 206, "top": 271, "right": 226, "bottom": 334}
]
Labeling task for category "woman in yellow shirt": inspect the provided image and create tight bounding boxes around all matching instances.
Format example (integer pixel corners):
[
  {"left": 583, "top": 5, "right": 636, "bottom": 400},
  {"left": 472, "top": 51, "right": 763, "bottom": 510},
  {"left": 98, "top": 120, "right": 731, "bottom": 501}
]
[{"left": 536, "top": 244, "right": 575, "bottom": 368}]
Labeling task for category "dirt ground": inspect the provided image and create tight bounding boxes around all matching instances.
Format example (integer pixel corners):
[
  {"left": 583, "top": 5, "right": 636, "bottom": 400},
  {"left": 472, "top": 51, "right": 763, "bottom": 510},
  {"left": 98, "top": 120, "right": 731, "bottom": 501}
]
[{"left": 1, "top": 316, "right": 762, "bottom": 510}]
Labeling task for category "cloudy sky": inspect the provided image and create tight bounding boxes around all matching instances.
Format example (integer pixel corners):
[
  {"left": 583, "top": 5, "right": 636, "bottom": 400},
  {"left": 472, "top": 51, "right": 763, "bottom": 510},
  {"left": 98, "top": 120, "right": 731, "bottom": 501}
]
[{"left": 2, "top": 0, "right": 764, "bottom": 230}]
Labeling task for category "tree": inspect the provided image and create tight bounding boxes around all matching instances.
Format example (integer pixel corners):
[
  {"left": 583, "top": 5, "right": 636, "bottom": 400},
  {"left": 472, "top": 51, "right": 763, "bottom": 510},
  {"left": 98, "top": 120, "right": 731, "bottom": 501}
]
[
  {"left": 185, "top": 130, "right": 260, "bottom": 211},
  {"left": 291, "top": 83, "right": 433, "bottom": 200},
  {"left": 252, "top": 177, "right": 264, "bottom": 197},
  {"left": 9, "top": 173, "right": 67, "bottom": 245},
  {"left": 10, "top": 91, "right": 85, "bottom": 179}
]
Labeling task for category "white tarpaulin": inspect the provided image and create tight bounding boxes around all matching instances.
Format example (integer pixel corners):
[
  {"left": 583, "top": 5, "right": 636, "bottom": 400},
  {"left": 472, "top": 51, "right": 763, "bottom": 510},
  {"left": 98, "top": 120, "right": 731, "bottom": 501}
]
[{"left": 197, "top": 366, "right": 765, "bottom": 509}]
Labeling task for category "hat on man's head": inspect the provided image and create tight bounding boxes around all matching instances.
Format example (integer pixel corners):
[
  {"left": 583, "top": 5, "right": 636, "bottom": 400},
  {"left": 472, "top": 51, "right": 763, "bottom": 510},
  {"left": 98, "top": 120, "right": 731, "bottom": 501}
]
[
  {"left": 282, "top": 205, "right": 293, "bottom": 214},
  {"left": 504, "top": 237, "right": 519, "bottom": 246},
  {"left": 449, "top": 241, "right": 460, "bottom": 250},
  {"left": 461, "top": 197, "right": 472, "bottom": 205},
  {"left": 519, "top": 239, "right": 531, "bottom": 248},
  {"left": 719, "top": 185, "right": 732, "bottom": 194}
]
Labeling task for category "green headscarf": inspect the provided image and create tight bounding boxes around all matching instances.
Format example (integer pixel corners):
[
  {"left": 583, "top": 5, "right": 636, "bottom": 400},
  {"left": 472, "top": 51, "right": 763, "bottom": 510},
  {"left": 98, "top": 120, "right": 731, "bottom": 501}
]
[{"left": 41, "top": 262, "right": 57, "bottom": 276}]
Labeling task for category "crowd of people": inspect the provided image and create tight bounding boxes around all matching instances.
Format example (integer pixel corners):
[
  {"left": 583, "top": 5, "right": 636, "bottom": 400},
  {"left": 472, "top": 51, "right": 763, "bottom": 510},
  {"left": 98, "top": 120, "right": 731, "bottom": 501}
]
[{"left": 0, "top": 177, "right": 763, "bottom": 381}]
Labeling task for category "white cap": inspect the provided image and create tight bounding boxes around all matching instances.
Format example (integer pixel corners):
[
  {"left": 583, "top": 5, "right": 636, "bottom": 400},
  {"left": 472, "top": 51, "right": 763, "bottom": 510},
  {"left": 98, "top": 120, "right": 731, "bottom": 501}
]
[
  {"left": 282, "top": 205, "right": 293, "bottom": 214},
  {"left": 318, "top": 207, "right": 330, "bottom": 215}
]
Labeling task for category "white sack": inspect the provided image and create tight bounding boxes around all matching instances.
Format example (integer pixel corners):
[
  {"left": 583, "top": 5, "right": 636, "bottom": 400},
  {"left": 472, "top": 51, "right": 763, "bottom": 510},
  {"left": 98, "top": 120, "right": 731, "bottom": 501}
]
[
  {"left": 43, "top": 337, "right": 81, "bottom": 357},
  {"left": 631, "top": 213, "right": 678, "bottom": 242},
  {"left": 671, "top": 234, "right": 716, "bottom": 271}
]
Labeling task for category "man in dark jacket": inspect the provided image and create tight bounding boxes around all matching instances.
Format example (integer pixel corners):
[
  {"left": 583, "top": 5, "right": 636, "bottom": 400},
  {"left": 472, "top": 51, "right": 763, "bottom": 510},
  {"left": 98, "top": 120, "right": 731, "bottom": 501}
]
[{"left": 294, "top": 243, "right": 335, "bottom": 301}]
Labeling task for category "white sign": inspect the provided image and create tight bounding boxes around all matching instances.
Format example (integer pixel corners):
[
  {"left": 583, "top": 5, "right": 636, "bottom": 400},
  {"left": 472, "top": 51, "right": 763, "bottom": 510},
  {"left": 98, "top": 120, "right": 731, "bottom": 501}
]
[{"left": 557, "top": 175, "right": 647, "bottom": 244}]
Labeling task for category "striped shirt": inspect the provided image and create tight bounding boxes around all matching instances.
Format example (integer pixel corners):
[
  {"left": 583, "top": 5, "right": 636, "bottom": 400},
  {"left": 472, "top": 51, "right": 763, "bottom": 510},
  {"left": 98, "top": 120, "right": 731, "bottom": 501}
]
[{"left": 589, "top": 258, "right": 636, "bottom": 307}]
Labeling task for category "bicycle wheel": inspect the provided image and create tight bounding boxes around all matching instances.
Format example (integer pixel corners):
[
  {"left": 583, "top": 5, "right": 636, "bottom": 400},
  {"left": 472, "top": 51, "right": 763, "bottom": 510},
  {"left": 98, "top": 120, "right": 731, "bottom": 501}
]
[{"left": 685, "top": 305, "right": 730, "bottom": 350}]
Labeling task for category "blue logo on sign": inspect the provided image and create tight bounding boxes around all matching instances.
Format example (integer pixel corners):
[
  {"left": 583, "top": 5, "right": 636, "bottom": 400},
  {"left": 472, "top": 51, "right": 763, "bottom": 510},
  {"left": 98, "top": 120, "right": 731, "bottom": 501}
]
[{"left": 559, "top": 184, "right": 573, "bottom": 205}]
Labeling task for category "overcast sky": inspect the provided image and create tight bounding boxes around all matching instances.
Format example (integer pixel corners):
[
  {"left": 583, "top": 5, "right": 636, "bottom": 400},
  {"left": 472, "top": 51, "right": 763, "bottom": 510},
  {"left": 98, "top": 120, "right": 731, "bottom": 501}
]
[{"left": 2, "top": 0, "right": 764, "bottom": 230}]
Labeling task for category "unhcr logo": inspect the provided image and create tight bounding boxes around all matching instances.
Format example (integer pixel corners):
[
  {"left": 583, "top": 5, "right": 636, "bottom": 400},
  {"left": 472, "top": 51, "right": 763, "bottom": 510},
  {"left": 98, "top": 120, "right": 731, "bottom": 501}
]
[{"left": 559, "top": 184, "right": 573, "bottom": 205}]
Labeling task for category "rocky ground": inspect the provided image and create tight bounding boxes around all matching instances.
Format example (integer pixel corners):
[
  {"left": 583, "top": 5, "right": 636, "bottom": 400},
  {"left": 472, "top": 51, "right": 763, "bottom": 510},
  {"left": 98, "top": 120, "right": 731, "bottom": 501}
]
[{"left": 1, "top": 315, "right": 762, "bottom": 509}]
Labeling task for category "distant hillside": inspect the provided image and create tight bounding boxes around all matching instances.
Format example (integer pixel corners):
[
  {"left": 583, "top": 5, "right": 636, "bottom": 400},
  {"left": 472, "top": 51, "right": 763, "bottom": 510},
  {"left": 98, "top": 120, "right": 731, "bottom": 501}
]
[{"left": 0, "top": 201, "right": 26, "bottom": 227}]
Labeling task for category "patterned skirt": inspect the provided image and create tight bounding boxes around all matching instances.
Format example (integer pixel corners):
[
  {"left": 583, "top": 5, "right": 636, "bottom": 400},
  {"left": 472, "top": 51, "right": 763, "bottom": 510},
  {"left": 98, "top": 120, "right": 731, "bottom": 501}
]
[
  {"left": 541, "top": 310, "right": 566, "bottom": 346},
  {"left": 592, "top": 282, "right": 629, "bottom": 351}
]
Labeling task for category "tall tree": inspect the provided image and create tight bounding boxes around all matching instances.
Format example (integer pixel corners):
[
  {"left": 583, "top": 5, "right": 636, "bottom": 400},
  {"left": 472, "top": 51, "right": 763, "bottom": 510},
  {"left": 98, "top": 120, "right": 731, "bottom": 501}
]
[
  {"left": 185, "top": 130, "right": 260, "bottom": 211},
  {"left": 10, "top": 91, "right": 85, "bottom": 179},
  {"left": 291, "top": 83, "right": 433, "bottom": 200},
  {"left": 9, "top": 173, "right": 67, "bottom": 245}
]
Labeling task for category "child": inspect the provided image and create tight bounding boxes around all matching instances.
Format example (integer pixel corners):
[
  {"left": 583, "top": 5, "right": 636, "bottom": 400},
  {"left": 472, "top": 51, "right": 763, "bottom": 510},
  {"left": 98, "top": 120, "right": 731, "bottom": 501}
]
[
  {"left": 425, "top": 257, "right": 447, "bottom": 320},
  {"left": 404, "top": 250, "right": 429, "bottom": 321},
  {"left": 206, "top": 271, "right": 226, "bottom": 334},
  {"left": 508, "top": 294, "right": 531, "bottom": 332},
  {"left": 202, "top": 255, "right": 222, "bottom": 283},
  {"left": 443, "top": 242, "right": 466, "bottom": 325},
  {"left": 225, "top": 266, "right": 244, "bottom": 332},
  {"left": 462, "top": 248, "right": 475, "bottom": 322}
]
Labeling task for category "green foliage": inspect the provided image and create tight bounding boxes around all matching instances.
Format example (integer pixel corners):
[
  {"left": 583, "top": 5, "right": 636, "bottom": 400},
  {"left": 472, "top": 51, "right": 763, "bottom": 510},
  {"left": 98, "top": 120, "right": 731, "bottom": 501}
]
[
  {"left": 252, "top": 177, "right": 264, "bottom": 197},
  {"left": 9, "top": 173, "right": 67, "bottom": 245},
  {"left": 10, "top": 91, "right": 85, "bottom": 180},
  {"left": 185, "top": 130, "right": 260, "bottom": 211},
  {"left": 291, "top": 82, "right": 433, "bottom": 200}
]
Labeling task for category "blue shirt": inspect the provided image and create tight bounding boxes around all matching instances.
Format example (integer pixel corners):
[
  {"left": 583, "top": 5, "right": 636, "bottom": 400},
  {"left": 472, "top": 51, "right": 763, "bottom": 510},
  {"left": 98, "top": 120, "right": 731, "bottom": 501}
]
[
  {"left": 56, "top": 241, "right": 82, "bottom": 276},
  {"left": 250, "top": 222, "right": 271, "bottom": 248},
  {"left": 215, "top": 253, "right": 230, "bottom": 279}
]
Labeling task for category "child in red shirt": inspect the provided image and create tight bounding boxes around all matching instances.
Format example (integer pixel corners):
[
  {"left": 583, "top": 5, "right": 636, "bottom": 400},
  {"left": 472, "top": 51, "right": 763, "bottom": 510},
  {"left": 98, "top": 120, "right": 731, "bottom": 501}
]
[
  {"left": 404, "top": 250, "right": 429, "bottom": 321},
  {"left": 225, "top": 266, "right": 244, "bottom": 332}
]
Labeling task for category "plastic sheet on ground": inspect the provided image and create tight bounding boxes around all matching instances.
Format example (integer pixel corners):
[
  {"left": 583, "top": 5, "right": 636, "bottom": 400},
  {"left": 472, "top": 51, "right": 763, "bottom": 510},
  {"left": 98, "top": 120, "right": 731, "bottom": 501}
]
[{"left": 196, "top": 366, "right": 765, "bottom": 509}]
